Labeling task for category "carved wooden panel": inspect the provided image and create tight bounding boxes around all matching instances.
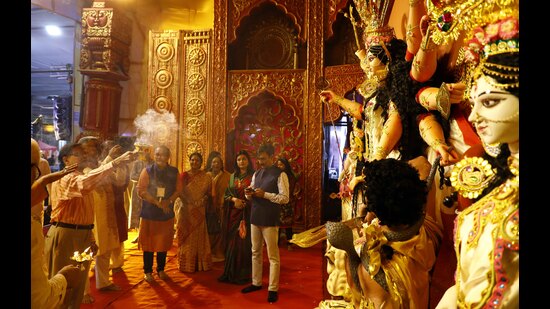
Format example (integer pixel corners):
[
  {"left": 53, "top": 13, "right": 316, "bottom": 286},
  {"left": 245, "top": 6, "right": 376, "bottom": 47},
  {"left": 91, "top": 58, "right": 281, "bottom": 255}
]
[
  {"left": 304, "top": 0, "right": 324, "bottom": 229},
  {"left": 228, "top": 70, "right": 304, "bottom": 121},
  {"left": 80, "top": 1, "right": 131, "bottom": 80},
  {"left": 149, "top": 29, "right": 213, "bottom": 173},
  {"left": 212, "top": 0, "right": 229, "bottom": 160},
  {"left": 79, "top": 1, "right": 132, "bottom": 139},
  {"left": 323, "top": 64, "right": 364, "bottom": 123},
  {"left": 179, "top": 30, "right": 212, "bottom": 171},
  {"left": 147, "top": 30, "right": 181, "bottom": 167},
  {"left": 325, "top": 0, "right": 349, "bottom": 40},
  {"left": 81, "top": 79, "right": 122, "bottom": 138},
  {"left": 247, "top": 23, "right": 296, "bottom": 69},
  {"left": 228, "top": 70, "right": 306, "bottom": 227},
  {"left": 229, "top": 0, "right": 305, "bottom": 43},
  {"left": 215, "top": 0, "right": 326, "bottom": 230}
]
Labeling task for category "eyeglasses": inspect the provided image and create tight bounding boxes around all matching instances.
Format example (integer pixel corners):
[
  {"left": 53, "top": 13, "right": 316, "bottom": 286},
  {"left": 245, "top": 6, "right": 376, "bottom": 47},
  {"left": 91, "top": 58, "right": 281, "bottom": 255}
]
[{"left": 31, "top": 163, "right": 42, "bottom": 181}]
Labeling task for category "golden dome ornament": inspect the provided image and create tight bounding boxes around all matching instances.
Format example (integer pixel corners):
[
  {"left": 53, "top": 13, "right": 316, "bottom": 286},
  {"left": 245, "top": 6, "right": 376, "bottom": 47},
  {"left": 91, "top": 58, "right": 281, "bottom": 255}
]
[{"left": 450, "top": 156, "right": 496, "bottom": 199}]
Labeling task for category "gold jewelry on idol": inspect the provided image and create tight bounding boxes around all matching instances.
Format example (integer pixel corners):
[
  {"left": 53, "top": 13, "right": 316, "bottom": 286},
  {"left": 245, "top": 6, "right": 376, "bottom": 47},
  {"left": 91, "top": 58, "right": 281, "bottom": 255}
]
[
  {"left": 436, "top": 82, "right": 451, "bottom": 119},
  {"left": 450, "top": 156, "right": 496, "bottom": 199},
  {"left": 426, "top": 0, "right": 519, "bottom": 46},
  {"left": 507, "top": 156, "right": 519, "bottom": 177},
  {"left": 353, "top": 0, "right": 396, "bottom": 50},
  {"left": 481, "top": 141, "right": 502, "bottom": 158}
]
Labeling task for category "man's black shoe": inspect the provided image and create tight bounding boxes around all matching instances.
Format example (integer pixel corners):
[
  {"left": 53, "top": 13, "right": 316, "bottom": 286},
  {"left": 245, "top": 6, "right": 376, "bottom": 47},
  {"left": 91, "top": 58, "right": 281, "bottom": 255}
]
[
  {"left": 267, "top": 291, "right": 278, "bottom": 303},
  {"left": 241, "top": 284, "right": 262, "bottom": 293}
]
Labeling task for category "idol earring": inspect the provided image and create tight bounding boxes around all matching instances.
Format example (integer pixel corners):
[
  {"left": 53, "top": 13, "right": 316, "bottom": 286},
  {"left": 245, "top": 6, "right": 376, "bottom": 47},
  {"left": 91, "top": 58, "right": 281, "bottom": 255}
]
[{"left": 481, "top": 140, "right": 501, "bottom": 158}]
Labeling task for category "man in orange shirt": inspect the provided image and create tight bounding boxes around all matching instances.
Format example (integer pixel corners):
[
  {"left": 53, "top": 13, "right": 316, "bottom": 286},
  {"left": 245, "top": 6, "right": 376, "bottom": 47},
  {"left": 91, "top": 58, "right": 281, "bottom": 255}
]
[{"left": 44, "top": 141, "right": 135, "bottom": 308}]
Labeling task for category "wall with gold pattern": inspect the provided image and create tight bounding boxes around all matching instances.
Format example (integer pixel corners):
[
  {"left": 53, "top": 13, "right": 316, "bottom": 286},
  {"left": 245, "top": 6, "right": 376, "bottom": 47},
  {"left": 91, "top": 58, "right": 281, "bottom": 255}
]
[
  {"left": 143, "top": 0, "right": 372, "bottom": 230},
  {"left": 147, "top": 30, "right": 212, "bottom": 172},
  {"left": 213, "top": 0, "right": 329, "bottom": 231}
]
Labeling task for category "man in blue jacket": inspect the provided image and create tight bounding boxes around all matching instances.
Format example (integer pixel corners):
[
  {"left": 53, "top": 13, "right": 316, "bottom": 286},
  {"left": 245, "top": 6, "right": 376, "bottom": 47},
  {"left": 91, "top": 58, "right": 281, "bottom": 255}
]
[{"left": 241, "top": 143, "right": 289, "bottom": 303}]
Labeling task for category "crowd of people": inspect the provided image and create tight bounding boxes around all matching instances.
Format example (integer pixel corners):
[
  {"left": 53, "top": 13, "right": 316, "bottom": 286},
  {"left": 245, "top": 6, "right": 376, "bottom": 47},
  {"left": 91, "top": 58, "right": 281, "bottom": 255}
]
[
  {"left": 31, "top": 0, "right": 518, "bottom": 307},
  {"left": 31, "top": 136, "right": 299, "bottom": 307}
]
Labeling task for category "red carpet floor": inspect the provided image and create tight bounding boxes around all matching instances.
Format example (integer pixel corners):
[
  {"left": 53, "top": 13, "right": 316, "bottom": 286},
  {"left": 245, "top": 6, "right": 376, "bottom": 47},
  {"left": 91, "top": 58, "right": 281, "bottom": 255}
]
[{"left": 81, "top": 231, "right": 324, "bottom": 308}]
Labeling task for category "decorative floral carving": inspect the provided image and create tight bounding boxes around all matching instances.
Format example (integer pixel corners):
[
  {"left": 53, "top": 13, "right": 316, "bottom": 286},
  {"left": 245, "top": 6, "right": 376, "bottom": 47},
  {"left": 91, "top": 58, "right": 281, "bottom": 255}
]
[
  {"left": 213, "top": 1, "right": 228, "bottom": 155},
  {"left": 230, "top": 0, "right": 304, "bottom": 43},
  {"left": 180, "top": 30, "right": 211, "bottom": 172},
  {"left": 186, "top": 142, "right": 203, "bottom": 158},
  {"left": 186, "top": 98, "right": 204, "bottom": 117},
  {"left": 186, "top": 118, "right": 205, "bottom": 136},
  {"left": 229, "top": 71, "right": 304, "bottom": 118},
  {"left": 303, "top": 0, "right": 324, "bottom": 228},
  {"left": 212, "top": 0, "right": 325, "bottom": 229},
  {"left": 189, "top": 47, "right": 206, "bottom": 66},
  {"left": 188, "top": 73, "right": 205, "bottom": 91}
]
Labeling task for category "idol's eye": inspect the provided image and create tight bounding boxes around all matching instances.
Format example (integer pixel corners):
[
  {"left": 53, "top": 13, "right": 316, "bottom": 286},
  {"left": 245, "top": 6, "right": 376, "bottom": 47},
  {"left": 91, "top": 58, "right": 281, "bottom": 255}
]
[{"left": 478, "top": 96, "right": 504, "bottom": 108}]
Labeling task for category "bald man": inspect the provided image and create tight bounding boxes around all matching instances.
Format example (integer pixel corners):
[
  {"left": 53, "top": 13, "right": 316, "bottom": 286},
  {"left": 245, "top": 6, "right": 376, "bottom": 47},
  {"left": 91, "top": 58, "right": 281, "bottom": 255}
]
[{"left": 31, "top": 138, "right": 81, "bottom": 308}]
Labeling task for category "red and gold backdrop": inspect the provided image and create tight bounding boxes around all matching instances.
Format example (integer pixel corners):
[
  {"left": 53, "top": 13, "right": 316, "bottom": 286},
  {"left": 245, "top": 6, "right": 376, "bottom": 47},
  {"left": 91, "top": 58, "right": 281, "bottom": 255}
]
[
  {"left": 214, "top": 0, "right": 327, "bottom": 231},
  {"left": 143, "top": 0, "right": 361, "bottom": 230},
  {"left": 228, "top": 71, "right": 305, "bottom": 224}
]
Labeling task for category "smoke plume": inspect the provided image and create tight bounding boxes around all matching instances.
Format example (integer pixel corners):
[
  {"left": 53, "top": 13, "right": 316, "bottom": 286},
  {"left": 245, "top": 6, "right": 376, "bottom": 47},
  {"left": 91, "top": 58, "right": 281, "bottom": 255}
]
[{"left": 133, "top": 109, "right": 178, "bottom": 147}]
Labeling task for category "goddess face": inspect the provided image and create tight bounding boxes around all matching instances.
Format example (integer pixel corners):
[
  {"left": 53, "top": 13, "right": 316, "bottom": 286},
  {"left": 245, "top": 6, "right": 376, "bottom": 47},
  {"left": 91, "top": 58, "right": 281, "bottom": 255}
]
[
  {"left": 468, "top": 76, "right": 519, "bottom": 146},
  {"left": 365, "top": 49, "right": 386, "bottom": 76}
]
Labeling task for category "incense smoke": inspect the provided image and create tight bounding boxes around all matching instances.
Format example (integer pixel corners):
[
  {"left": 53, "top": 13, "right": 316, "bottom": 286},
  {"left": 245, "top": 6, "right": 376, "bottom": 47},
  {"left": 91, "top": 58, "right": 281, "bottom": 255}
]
[{"left": 133, "top": 109, "right": 178, "bottom": 147}]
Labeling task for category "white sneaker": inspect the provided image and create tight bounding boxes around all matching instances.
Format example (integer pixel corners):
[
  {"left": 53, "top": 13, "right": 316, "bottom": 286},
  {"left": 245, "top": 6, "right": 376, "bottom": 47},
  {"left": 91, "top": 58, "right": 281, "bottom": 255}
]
[
  {"left": 144, "top": 273, "right": 155, "bottom": 282},
  {"left": 158, "top": 270, "right": 170, "bottom": 280}
]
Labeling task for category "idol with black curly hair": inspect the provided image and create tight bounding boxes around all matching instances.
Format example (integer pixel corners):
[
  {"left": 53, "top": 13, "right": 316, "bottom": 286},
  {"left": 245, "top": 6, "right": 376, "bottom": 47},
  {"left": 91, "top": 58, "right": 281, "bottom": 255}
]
[
  {"left": 324, "top": 157, "right": 443, "bottom": 308},
  {"left": 360, "top": 158, "right": 427, "bottom": 228},
  {"left": 320, "top": 38, "right": 427, "bottom": 163}
]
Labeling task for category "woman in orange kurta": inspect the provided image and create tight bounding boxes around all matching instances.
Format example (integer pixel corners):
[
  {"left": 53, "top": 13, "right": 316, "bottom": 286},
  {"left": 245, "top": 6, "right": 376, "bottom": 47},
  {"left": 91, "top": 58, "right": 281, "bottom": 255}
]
[{"left": 177, "top": 152, "right": 213, "bottom": 272}]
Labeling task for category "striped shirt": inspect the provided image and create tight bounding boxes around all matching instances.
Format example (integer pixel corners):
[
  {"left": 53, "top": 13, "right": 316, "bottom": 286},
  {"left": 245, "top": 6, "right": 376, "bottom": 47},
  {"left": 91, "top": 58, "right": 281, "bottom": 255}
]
[{"left": 50, "top": 161, "right": 116, "bottom": 225}]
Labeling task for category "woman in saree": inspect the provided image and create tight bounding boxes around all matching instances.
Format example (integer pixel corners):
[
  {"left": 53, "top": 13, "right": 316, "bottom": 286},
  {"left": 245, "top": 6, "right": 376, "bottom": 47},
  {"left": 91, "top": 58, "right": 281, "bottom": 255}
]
[
  {"left": 217, "top": 150, "right": 255, "bottom": 284},
  {"left": 176, "top": 152, "right": 213, "bottom": 272}
]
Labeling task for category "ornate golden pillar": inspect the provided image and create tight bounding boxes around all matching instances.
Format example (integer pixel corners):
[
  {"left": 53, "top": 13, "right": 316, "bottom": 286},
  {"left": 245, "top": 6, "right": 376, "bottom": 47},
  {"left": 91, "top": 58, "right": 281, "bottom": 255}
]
[
  {"left": 147, "top": 30, "right": 212, "bottom": 171},
  {"left": 79, "top": 1, "right": 131, "bottom": 139}
]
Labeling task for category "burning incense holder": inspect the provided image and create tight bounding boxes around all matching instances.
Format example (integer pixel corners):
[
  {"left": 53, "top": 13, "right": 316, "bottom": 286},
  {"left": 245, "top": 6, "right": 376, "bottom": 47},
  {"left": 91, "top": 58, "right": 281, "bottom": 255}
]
[
  {"left": 134, "top": 143, "right": 153, "bottom": 161},
  {"left": 71, "top": 249, "right": 94, "bottom": 270}
]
